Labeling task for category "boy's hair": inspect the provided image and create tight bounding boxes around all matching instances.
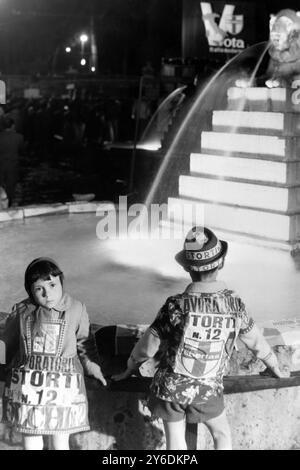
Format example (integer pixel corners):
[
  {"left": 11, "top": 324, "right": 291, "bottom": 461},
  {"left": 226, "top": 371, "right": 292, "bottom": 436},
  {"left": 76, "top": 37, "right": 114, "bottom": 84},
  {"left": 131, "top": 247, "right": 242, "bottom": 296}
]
[
  {"left": 24, "top": 257, "right": 64, "bottom": 301},
  {"left": 190, "top": 266, "right": 219, "bottom": 282}
]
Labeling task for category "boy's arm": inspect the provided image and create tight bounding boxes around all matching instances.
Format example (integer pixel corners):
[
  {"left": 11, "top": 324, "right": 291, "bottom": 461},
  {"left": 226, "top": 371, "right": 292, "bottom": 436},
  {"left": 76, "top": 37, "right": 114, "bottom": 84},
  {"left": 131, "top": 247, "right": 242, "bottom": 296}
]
[
  {"left": 112, "top": 295, "right": 180, "bottom": 381},
  {"left": 112, "top": 327, "right": 161, "bottom": 381},
  {"left": 239, "top": 323, "right": 290, "bottom": 378}
]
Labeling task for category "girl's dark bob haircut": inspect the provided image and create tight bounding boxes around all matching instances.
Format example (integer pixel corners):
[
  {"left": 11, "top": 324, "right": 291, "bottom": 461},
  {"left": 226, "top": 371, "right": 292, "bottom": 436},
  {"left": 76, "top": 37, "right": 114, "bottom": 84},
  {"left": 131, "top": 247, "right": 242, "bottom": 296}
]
[{"left": 24, "top": 257, "right": 64, "bottom": 300}]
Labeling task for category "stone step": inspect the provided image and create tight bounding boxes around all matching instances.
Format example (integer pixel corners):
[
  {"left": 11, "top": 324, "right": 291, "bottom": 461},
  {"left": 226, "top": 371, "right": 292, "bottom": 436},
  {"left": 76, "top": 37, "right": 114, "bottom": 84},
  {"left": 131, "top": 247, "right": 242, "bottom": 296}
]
[
  {"left": 190, "top": 153, "right": 300, "bottom": 185},
  {"left": 179, "top": 175, "right": 300, "bottom": 212},
  {"left": 212, "top": 111, "right": 300, "bottom": 136},
  {"left": 227, "top": 87, "right": 300, "bottom": 113},
  {"left": 201, "top": 131, "right": 300, "bottom": 160},
  {"left": 167, "top": 198, "right": 300, "bottom": 246}
]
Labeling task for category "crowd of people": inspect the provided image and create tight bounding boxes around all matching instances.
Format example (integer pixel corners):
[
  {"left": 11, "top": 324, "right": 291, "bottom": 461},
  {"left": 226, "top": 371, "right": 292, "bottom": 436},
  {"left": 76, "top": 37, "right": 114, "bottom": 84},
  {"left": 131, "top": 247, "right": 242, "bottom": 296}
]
[
  {"left": 0, "top": 71, "right": 198, "bottom": 208},
  {"left": 0, "top": 93, "right": 140, "bottom": 207},
  {"left": 3, "top": 94, "right": 136, "bottom": 156}
]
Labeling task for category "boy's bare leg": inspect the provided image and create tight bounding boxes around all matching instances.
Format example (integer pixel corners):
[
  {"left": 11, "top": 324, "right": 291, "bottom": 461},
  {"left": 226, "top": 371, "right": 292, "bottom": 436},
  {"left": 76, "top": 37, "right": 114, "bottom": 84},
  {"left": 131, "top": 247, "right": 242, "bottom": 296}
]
[
  {"left": 163, "top": 419, "right": 187, "bottom": 450},
  {"left": 205, "top": 410, "right": 232, "bottom": 450},
  {"left": 51, "top": 433, "right": 70, "bottom": 450},
  {"left": 23, "top": 435, "right": 44, "bottom": 450}
]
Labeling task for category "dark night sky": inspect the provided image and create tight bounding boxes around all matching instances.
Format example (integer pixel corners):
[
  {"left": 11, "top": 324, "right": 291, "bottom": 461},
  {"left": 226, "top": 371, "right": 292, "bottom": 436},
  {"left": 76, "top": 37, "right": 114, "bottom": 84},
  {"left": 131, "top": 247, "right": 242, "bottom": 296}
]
[
  {"left": 0, "top": 0, "right": 299, "bottom": 75},
  {"left": 0, "top": 0, "right": 182, "bottom": 74}
]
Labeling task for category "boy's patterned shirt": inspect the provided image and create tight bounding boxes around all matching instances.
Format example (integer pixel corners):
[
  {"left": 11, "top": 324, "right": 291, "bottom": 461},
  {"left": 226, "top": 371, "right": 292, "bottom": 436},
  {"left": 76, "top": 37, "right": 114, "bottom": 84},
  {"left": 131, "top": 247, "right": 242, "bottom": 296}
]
[{"left": 149, "top": 288, "right": 254, "bottom": 405}]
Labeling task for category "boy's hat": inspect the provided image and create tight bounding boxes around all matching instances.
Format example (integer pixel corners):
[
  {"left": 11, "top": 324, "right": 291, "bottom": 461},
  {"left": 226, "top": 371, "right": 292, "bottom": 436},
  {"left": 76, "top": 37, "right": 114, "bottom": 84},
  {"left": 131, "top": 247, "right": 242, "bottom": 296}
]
[{"left": 175, "top": 226, "right": 228, "bottom": 272}]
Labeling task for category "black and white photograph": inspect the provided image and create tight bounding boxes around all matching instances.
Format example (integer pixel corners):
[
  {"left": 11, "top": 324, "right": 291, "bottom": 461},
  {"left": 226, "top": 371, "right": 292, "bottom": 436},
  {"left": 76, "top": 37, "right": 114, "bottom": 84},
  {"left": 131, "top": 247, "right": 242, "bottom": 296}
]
[{"left": 0, "top": 0, "right": 299, "bottom": 453}]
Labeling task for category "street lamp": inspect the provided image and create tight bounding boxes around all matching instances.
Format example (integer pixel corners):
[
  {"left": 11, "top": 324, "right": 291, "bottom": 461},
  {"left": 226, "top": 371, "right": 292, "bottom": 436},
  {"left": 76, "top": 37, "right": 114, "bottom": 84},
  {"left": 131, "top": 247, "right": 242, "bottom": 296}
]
[
  {"left": 79, "top": 33, "right": 89, "bottom": 68},
  {"left": 80, "top": 34, "right": 89, "bottom": 44},
  {"left": 65, "top": 46, "right": 71, "bottom": 53}
]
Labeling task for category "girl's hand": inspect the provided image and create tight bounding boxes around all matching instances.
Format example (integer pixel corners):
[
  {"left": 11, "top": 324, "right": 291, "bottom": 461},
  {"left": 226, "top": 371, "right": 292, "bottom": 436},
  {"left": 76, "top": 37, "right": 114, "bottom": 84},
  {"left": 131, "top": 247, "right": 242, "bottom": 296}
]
[
  {"left": 94, "top": 369, "right": 107, "bottom": 386},
  {"left": 88, "top": 362, "right": 107, "bottom": 386}
]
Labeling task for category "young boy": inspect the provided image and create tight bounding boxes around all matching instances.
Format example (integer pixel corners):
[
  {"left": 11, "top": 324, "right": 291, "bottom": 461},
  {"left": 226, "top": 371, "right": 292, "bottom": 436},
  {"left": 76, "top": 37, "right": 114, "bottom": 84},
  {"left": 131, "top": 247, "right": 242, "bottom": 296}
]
[{"left": 113, "top": 226, "right": 289, "bottom": 450}]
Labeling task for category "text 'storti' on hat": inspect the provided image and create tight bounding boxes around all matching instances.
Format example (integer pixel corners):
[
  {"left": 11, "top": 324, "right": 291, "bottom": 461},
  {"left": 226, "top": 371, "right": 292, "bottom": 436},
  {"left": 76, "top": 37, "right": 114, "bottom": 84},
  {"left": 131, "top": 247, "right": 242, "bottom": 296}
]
[{"left": 175, "top": 226, "right": 228, "bottom": 272}]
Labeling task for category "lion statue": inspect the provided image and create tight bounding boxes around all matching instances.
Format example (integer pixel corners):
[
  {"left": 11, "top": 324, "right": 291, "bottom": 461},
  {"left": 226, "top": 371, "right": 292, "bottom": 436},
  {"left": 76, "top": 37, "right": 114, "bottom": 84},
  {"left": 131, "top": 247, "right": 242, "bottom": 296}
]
[{"left": 266, "top": 9, "right": 300, "bottom": 87}]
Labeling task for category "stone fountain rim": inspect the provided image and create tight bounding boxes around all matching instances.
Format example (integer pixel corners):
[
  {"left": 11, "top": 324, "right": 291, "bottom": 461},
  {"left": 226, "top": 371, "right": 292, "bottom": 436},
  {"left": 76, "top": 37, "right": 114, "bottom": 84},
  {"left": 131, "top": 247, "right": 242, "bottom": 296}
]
[{"left": 0, "top": 200, "right": 116, "bottom": 223}]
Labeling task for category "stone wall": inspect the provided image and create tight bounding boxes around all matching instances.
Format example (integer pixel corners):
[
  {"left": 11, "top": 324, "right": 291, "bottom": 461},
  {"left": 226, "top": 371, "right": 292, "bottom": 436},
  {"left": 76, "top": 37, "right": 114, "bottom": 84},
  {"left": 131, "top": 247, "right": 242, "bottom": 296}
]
[
  {"left": 1, "top": 319, "right": 300, "bottom": 450},
  {"left": 1, "top": 374, "right": 300, "bottom": 450},
  {"left": 75, "top": 381, "right": 300, "bottom": 450}
]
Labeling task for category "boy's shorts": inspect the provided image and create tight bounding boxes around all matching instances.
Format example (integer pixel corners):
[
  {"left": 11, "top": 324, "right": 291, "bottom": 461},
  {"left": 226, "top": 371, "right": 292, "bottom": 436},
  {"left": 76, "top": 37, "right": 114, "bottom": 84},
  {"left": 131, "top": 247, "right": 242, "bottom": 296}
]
[{"left": 148, "top": 393, "right": 225, "bottom": 424}]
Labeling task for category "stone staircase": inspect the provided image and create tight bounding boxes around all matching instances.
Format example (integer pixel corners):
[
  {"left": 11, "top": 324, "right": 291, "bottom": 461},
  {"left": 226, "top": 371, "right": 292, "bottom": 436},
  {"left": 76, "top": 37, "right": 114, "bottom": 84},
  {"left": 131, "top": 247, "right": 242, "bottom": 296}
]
[{"left": 166, "top": 86, "right": 300, "bottom": 250}]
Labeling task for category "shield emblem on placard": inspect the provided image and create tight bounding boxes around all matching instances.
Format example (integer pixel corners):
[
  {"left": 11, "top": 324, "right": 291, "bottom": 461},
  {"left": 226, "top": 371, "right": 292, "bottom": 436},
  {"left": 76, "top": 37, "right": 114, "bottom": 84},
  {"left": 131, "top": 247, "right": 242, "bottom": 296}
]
[
  {"left": 225, "top": 15, "right": 244, "bottom": 35},
  {"left": 175, "top": 340, "right": 224, "bottom": 378}
]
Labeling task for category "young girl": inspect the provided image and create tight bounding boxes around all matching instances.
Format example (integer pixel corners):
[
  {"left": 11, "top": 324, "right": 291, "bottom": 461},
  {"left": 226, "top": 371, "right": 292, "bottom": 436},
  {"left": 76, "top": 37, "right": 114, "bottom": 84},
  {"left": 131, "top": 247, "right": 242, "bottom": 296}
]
[{"left": 2, "top": 257, "right": 106, "bottom": 450}]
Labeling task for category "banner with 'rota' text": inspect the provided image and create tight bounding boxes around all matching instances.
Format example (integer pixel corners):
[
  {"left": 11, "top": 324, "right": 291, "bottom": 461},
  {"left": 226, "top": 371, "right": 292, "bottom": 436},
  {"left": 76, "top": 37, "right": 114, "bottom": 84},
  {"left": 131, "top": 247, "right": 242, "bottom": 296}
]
[{"left": 182, "top": 0, "right": 257, "bottom": 60}]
